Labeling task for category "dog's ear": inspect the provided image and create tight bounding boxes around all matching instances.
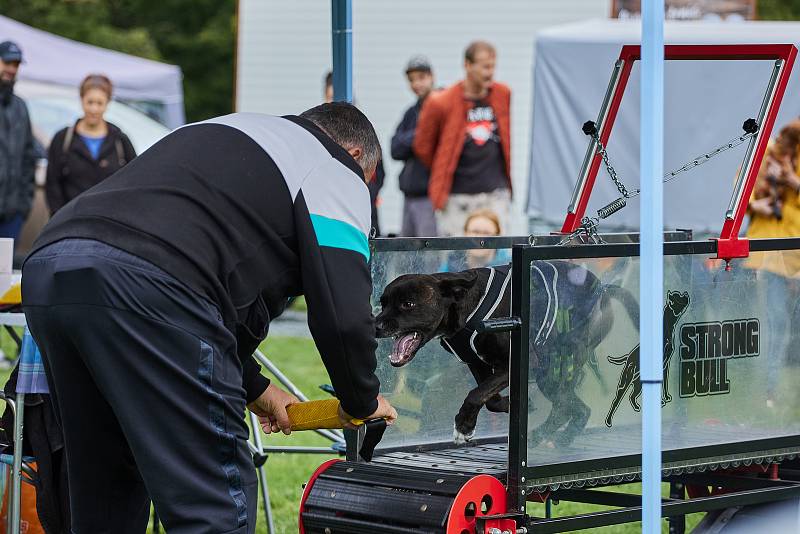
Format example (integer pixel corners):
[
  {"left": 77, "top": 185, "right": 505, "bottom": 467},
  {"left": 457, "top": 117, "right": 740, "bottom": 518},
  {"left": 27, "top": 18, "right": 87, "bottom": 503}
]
[{"left": 436, "top": 271, "right": 479, "bottom": 301}]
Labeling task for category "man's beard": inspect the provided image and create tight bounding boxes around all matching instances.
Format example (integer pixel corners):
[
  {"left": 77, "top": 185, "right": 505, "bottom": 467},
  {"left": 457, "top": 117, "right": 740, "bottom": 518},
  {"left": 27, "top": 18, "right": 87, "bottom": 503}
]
[{"left": 0, "top": 78, "right": 14, "bottom": 105}]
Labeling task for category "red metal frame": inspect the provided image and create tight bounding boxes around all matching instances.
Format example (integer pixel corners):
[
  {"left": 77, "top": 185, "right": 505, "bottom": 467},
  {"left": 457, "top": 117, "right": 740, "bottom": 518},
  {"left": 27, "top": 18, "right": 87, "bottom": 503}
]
[
  {"left": 445, "top": 474, "right": 508, "bottom": 534},
  {"left": 560, "top": 44, "right": 797, "bottom": 260}
]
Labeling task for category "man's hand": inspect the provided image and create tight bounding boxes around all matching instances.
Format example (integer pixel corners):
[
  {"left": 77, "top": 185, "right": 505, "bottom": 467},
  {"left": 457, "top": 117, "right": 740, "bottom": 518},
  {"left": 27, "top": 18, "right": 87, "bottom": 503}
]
[
  {"left": 338, "top": 394, "right": 398, "bottom": 430},
  {"left": 247, "top": 383, "right": 300, "bottom": 435}
]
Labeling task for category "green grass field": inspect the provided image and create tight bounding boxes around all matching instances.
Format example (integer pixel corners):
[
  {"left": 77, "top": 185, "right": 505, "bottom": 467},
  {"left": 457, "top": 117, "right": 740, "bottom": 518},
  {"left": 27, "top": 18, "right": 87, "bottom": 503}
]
[{"left": 0, "top": 329, "right": 706, "bottom": 533}]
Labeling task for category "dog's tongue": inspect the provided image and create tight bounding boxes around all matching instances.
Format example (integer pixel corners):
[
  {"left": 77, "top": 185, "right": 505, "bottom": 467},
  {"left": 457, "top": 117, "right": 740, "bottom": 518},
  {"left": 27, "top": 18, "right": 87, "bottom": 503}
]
[{"left": 390, "top": 333, "right": 419, "bottom": 364}]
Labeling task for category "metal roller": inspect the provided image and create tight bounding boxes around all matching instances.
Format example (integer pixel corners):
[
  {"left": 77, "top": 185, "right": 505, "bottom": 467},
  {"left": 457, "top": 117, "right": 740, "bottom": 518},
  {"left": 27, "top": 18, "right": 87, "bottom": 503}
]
[{"left": 299, "top": 460, "right": 508, "bottom": 534}]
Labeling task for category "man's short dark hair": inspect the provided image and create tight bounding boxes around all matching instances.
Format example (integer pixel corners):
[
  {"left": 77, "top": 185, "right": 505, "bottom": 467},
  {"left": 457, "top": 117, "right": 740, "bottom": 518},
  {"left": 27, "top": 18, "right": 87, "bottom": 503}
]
[
  {"left": 300, "top": 102, "right": 381, "bottom": 176},
  {"left": 465, "top": 40, "right": 496, "bottom": 63}
]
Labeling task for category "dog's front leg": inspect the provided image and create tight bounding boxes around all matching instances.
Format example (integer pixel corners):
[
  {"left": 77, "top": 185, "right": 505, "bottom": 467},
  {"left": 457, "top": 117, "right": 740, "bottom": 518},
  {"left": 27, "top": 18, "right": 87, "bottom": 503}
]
[
  {"left": 454, "top": 370, "right": 509, "bottom": 444},
  {"left": 467, "top": 362, "right": 509, "bottom": 413}
]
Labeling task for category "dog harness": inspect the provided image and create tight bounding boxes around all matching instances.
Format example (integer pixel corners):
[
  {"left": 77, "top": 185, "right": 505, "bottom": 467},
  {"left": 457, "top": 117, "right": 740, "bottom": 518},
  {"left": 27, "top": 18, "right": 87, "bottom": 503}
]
[
  {"left": 441, "top": 264, "right": 512, "bottom": 367},
  {"left": 440, "top": 260, "right": 604, "bottom": 369}
]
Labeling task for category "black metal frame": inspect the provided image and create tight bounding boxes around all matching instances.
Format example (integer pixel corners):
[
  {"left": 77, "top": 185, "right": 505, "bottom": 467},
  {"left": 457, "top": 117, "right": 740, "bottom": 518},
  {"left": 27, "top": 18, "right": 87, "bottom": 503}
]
[
  {"left": 368, "top": 230, "right": 694, "bottom": 253},
  {"left": 507, "top": 235, "right": 800, "bottom": 519},
  {"left": 523, "top": 473, "right": 800, "bottom": 533}
]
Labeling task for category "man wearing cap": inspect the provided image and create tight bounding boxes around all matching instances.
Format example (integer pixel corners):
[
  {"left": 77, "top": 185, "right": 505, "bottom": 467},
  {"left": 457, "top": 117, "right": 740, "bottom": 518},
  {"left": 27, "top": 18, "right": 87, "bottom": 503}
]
[
  {"left": 0, "top": 41, "right": 36, "bottom": 240},
  {"left": 391, "top": 55, "right": 437, "bottom": 237}
]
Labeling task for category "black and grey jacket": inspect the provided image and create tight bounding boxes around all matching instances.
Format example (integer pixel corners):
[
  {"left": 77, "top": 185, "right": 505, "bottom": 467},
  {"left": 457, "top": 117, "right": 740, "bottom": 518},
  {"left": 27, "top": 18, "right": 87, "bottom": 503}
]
[
  {"left": 0, "top": 93, "right": 37, "bottom": 220},
  {"left": 30, "top": 113, "right": 380, "bottom": 418}
]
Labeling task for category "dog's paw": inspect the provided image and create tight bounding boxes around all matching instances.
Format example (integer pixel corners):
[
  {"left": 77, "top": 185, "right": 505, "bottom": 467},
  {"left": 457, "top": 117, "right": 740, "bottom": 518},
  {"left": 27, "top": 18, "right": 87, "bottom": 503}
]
[{"left": 453, "top": 423, "right": 475, "bottom": 445}]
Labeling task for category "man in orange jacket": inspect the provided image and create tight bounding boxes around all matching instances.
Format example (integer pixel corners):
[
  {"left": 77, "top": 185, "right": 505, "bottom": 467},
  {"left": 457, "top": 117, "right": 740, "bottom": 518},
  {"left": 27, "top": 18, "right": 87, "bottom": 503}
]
[{"left": 413, "top": 40, "right": 511, "bottom": 236}]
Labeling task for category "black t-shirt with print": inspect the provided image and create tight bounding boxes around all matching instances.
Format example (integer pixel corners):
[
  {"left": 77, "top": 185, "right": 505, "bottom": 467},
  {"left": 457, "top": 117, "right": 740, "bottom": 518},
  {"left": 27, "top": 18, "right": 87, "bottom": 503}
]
[{"left": 450, "top": 100, "right": 508, "bottom": 195}]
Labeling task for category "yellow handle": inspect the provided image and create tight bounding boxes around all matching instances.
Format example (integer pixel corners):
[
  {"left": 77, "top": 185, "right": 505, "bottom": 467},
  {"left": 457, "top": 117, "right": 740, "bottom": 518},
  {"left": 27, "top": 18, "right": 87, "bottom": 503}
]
[
  {"left": 285, "top": 399, "right": 364, "bottom": 431},
  {"left": 0, "top": 283, "right": 20, "bottom": 305}
]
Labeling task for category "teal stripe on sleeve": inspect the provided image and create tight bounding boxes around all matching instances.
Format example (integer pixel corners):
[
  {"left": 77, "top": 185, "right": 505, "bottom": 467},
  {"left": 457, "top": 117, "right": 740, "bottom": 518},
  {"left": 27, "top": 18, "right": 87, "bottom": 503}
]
[{"left": 310, "top": 214, "right": 370, "bottom": 261}]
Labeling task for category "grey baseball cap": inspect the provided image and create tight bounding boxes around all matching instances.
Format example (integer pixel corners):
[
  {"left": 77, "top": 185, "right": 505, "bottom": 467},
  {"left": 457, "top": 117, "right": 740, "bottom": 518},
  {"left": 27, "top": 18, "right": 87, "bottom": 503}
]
[
  {"left": 405, "top": 55, "right": 432, "bottom": 74},
  {"left": 0, "top": 41, "right": 22, "bottom": 63}
]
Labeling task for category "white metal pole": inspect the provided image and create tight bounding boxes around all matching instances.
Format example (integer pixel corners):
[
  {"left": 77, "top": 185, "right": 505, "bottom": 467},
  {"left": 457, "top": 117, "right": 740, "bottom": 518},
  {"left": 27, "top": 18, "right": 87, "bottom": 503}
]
[{"left": 640, "top": 1, "right": 665, "bottom": 532}]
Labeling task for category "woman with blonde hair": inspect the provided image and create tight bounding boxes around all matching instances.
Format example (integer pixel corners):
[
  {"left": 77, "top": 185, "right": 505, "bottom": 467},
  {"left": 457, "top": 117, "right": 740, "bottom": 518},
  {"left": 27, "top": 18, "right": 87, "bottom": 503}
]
[
  {"left": 45, "top": 74, "right": 136, "bottom": 215},
  {"left": 442, "top": 208, "right": 510, "bottom": 271}
]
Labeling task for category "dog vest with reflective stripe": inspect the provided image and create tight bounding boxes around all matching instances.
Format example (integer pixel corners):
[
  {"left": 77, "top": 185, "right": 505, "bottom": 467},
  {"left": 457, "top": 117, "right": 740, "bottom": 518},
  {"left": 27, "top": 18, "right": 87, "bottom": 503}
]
[{"left": 440, "top": 264, "right": 512, "bottom": 367}]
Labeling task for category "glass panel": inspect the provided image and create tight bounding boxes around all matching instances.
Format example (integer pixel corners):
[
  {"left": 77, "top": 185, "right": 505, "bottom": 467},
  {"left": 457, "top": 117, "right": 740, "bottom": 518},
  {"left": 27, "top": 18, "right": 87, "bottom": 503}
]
[
  {"left": 370, "top": 246, "right": 512, "bottom": 450},
  {"left": 524, "top": 249, "right": 800, "bottom": 466}
]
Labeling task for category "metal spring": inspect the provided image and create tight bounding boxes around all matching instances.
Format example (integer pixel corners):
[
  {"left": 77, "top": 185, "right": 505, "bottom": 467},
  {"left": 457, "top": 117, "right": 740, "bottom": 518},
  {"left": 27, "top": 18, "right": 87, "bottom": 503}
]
[{"left": 597, "top": 197, "right": 626, "bottom": 219}]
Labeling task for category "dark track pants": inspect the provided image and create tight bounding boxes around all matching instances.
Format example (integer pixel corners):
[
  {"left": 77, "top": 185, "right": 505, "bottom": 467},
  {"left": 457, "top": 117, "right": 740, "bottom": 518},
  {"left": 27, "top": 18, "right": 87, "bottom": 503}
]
[{"left": 22, "top": 239, "right": 257, "bottom": 534}]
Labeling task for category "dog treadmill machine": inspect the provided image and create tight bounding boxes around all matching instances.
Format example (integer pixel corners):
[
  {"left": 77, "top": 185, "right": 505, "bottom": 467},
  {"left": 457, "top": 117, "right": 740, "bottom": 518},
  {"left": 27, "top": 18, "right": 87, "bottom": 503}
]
[{"left": 299, "top": 44, "right": 800, "bottom": 534}]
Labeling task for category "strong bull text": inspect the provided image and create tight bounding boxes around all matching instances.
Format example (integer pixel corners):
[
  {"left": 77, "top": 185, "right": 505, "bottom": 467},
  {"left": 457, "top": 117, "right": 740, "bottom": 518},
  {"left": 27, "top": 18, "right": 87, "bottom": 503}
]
[{"left": 679, "top": 319, "right": 759, "bottom": 398}]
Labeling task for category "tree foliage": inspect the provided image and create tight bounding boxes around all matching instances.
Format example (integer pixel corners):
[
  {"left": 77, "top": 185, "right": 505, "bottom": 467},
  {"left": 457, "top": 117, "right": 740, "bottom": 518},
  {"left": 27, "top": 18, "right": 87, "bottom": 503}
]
[
  {"left": 0, "top": 0, "right": 236, "bottom": 121},
  {"left": 759, "top": 0, "right": 800, "bottom": 20}
]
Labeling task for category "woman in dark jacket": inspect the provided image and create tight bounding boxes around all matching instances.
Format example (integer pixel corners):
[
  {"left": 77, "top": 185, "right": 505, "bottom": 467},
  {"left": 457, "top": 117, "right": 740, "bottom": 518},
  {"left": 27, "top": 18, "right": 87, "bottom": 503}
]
[{"left": 46, "top": 74, "right": 136, "bottom": 215}]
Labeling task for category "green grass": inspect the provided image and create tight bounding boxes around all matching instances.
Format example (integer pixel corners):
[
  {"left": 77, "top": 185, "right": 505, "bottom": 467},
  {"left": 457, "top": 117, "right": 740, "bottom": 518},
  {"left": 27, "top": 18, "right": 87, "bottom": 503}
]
[{"left": 289, "top": 296, "right": 307, "bottom": 313}]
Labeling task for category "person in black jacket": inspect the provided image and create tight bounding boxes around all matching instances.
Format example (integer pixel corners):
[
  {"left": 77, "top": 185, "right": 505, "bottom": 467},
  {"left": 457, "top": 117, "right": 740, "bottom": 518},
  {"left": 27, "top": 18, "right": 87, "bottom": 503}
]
[
  {"left": 0, "top": 41, "right": 37, "bottom": 239},
  {"left": 391, "top": 56, "right": 437, "bottom": 237},
  {"left": 45, "top": 74, "right": 136, "bottom": 215},
  {"left": 23, "top": 104, "right": 397, "bottom": 533}
]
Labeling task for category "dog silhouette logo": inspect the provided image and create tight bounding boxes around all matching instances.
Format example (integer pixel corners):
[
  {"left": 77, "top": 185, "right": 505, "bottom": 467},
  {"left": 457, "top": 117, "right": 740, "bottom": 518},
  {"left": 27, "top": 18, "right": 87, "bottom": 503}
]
[{"left": 605, "top": 291, "right": 690, "bottom": 428}]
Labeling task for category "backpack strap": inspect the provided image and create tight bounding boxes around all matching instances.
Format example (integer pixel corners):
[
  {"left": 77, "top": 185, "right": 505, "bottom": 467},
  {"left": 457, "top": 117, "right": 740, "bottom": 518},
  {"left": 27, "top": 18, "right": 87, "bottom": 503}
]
[
  {"left": 61, "top": 125, "right": 74, "bottom": 155},
  {"left": 114, "top": 137, "right": 126, "bottom": 166},
  {"left": 60, "top": 125, "right": 75, "bottom": 175}
]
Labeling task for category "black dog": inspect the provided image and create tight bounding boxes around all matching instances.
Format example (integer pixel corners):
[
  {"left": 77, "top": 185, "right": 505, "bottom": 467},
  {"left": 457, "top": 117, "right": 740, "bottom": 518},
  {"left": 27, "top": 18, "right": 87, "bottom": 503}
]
[{"left": 375, "top": 261, "right": 639, "bottom": 446}]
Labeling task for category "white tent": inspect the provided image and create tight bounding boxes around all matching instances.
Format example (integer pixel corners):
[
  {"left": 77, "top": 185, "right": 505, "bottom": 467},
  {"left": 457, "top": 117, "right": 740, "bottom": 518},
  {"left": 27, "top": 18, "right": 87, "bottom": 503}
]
[
  {"left": 527, "top": 19, "right": 800, "bottom": 236},
  {"left": 0, "top": 14, "right": 184, "bottom": 128}
]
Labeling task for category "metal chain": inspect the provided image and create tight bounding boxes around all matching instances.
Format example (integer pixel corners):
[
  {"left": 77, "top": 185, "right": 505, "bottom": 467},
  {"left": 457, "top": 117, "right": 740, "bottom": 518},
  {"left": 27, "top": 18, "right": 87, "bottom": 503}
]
[
  {"left": 632, "top": 130, "right": 756, "bottom": 197},
  {"left": 594, "top": 137, "right": 631, "bottom": 198},
  {"left": 593, "top": 130, "right": 756, "bottom": 200},
  {"left": 558, "top": 216, "right": 605, "bottom": 246},
  {"left": 559, "top": 121, "right": 757, "bottom": 246}
]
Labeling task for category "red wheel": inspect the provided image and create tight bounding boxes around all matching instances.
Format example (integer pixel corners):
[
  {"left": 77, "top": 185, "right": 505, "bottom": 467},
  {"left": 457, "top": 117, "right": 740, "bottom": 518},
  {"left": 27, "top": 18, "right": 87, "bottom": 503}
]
[
  {"left": 298, "top": 459, "right": 341, "bottom": 534},
  {"left": 446, "top": 474, "right": 507, "bottom": 534}
]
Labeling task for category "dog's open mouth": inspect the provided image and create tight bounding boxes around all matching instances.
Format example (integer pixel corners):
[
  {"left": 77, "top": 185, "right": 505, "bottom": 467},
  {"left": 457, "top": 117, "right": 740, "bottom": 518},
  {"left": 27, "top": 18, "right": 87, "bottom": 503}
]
[{"left": 390, "top": 332, "right": 422, "bottom": 367}]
